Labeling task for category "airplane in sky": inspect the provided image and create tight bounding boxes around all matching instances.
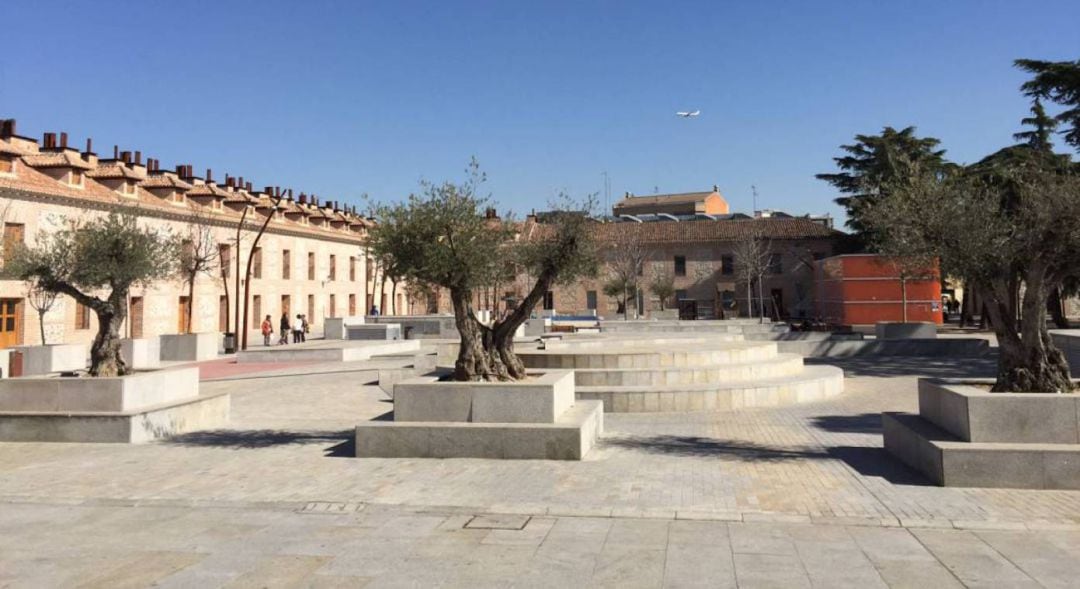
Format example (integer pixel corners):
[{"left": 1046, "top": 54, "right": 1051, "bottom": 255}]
[{"left": 675, "top": 110, "right": 700, "bottom": 118}]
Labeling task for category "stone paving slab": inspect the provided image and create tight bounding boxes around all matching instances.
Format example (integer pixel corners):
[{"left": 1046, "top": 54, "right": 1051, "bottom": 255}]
[{"left": 3, "top": 500, "right": 1080, "bottom": 588}]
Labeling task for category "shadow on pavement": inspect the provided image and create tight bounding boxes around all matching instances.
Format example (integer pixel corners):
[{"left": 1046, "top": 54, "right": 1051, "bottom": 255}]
[
  {"left": 810, "top": 413, "right": 882, "bottom": 434},
  {"left": 603, "top": 434, "right": 933, "bottom": 485},
  {"left": 806, "top": 354, "right": 998, "bottom": 379},
  {"left": 165, "top": 428, "right": 353, "bottom": 449}
]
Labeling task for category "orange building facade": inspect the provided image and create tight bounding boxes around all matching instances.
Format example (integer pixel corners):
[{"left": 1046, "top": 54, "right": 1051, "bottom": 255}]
[{"left": 815, "top": 254, "right": 943, "bottom": 326}]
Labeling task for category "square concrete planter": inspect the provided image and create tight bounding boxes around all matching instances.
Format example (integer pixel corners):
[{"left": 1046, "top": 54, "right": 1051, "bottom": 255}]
[
  {"left": 884, "top": 377, "right": 1080, "bottom": 489},
  {"left": 0, "top": 366, "right": 230, "bottom": 443},
  {"left": 13, "top": 344, "right": 87, "bottom": 375},
  {"left": 346, "top": 323, "right": 402, "bottom": 341},
  {"left": 120, "top": 338, "right": 160, "bottom": 370},
  {"left": 159, "top": 332, "right": 218, "bottom": 362},
  {"left": 875, "top": 322, "right": 937, "bottom": 340},
  {"left": 356, "top": 369, "right": 603, "bottom": 460}
]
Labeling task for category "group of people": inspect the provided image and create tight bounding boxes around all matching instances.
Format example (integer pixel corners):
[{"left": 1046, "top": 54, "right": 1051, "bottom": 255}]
[{"left": 260, "top": 313, "right": 310, "bottom": 346}]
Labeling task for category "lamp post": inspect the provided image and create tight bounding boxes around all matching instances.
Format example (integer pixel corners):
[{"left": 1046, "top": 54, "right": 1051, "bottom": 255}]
[{"left": 239, "top": 193, "right": 284, "bottom": 350}]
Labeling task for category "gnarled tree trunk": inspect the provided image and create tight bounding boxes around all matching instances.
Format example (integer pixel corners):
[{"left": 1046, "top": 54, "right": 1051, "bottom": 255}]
[
  {"left": 986, "top": 272, "right": 1073, "bottom": 392},
  {"left": 88, "top": 293, "right": 129, "bottom": 377}
]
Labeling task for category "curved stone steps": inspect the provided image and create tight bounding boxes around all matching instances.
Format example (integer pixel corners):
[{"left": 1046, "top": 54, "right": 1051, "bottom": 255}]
[
  {"left": 574, "top": 364, "right": 845, "bottom": 412},
  {"left": 571, "top": 353, "right": 805, "bottom": 387},
  {"left": 518, "top": 342, "right": 779, "bottom": 370}
]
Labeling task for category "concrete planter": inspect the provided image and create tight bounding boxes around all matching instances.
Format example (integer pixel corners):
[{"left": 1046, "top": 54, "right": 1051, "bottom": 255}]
[
  {"left": 0, "top": 366, "right": 229, "bottom": 443},
  {"left": 1049, "top": 329, "right": 1080, "bottom": 375},
  {"left": 13, "top": 344, "right": 87, "bottom": 375},
  {"left": 356, "top": 369, "right": 603, "bottom": 460},
  {"left": 325, "top": 316, "right": 366, "bottom": 340},
  {"left": 875, "top": 322, "right": 937, "bottom": 340},
  {"left": 884, "top": 377, "right": 1080, "bottom": 489},
  {"left": 346, "top": 323, "right": 402, "bottom": 341},
  {"left": 120, "top": 338, "right": 160, "bottom": 370},
  {"left": 0, "top": 348, "right": 11, "bottom": 378},
  {"left": 159, "top": 332, "right": 218, "bottom": 362}
]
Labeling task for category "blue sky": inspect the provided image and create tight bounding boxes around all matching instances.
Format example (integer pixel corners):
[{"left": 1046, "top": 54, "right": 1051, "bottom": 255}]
[{"left": 3, "top": 1, "right": 1077, "bottom": 223}]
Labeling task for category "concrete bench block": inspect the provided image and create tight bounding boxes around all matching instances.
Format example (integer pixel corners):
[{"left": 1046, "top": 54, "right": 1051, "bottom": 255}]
[
  {"left": 159, "top": 333, "right": 218, "bottom": 362},
  {"left": 346, "top": 324, "right": 402, "bottom": 341},
  {"left": 13, "top": 344, "right": 86, "bottom": 375},
  {"left": 918, "top": 378, "right": 1080, "bottom": 444},
  {"left": 393, "top": 370, "right": 574, "bottom": 424},
  {"left": 875, "top": 322, "right": 937, "bottom": 339},
  {"left": 121, "top": 338, "right": 160, "bottom": 369},
  {"left": 0, "top": 366, "right": 200, "bottom": 412}
]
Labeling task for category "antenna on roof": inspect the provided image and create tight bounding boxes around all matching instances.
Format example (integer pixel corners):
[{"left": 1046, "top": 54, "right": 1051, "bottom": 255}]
[{"left": 751, "top": 185, "right": 759, "bottom": 216}]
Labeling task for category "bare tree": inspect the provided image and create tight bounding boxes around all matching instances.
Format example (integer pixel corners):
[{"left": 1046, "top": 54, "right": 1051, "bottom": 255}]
[
  {"left": 648, "top": 265, "right": 676, "bottom": 311},
  {"left": 605, "top": 227, "right": 650, "bottom": 319},
  {"left": 178, "top": 210, "right": 220, "bottom": 334},
  {"left": 732, "top": 227, "right": 772, "bottom": 321},
  {"left": 25, "top": 277, "right": 58, "bottom": 345}
]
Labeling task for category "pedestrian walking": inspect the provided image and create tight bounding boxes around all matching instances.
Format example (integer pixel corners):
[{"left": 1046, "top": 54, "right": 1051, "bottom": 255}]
[
  {"left": 293, "top": 314, "right": 304, "bottom": 343},
  {"left": 261, "top": 315, "right": 273, "bottom": 346},
  {"left": 300, "top": 314, "right": 309, "bottom": 342},
  {"left": 279, "top": 313, "right": 291, "bottom": 345}
]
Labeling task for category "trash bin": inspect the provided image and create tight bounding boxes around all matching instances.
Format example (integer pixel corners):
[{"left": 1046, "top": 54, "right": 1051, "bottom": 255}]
[{"left": 223, "top": 332, "right": 237, "bottom": 354}]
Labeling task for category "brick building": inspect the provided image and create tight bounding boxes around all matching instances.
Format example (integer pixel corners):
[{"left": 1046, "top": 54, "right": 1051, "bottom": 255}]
[{"left": 0, "top": 119, "right": 408, "bottom": 349}]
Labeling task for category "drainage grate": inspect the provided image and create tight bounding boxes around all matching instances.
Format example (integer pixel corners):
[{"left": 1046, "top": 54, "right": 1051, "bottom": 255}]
[
  {"left": 297, "top": 501, "right": 365, "bottom": 514},
  {"left": 464, "top": 514, "right": 531, "bottom": 530}
]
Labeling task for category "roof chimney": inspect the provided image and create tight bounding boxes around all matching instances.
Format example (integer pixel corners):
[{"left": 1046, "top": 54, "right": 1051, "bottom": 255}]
[
  {"left": 0, "top": 119, "right": 15, "bottom": 138},
  {"left": 113, "top": 145, "right": 119, "bottom": 159},
  {"left": 59, "top": 132, "right": 68, "bottom": 149},
  {"left": 245, "top": 182, "right": 252, "bottom": 192},
  {"left": 43, "top": 132, "right": 57, "bottom": 149},
  {"left": 120, "top": 151, "right": 132, "bottom": 164},
  {"left": 205, "top": 168, "right": 213, "bottom": 183},
  {"left": 84, "top": 138, "right": 94, "bottom": 154},
  {"left": 225, "top": 175, "right": 234, "bottom": 188},
  {"left": 298, "top": 193, "right": 307, "bottom": 205}
]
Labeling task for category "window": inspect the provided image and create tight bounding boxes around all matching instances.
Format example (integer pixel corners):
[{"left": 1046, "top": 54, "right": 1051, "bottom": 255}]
[
  {"left": 329, "top": 294, "right": 336, "bottom": 318},
  {"left": 349, "top": 294, "right": 357, "bottom": 316},
  {"left": 675, "top": 289, "right": 688, "bottom": 301},
  {"left": 68, "top": 171, "right": 83, "bottom": 186},
  {"left": 282, "top": 249, "right": 291, "bottom": 280},
  {"left": 586, "top": 290, "right": 597, "bottom": 310},
  {"left": 2, "top": 223, "right": 24, "bottom": 265},
  {"left": 252, "top": 295, "right": 261, "bottom": 329},
  {"left": 178, "top": 296, "right": 191, "bottom": 333},
  {"left": 307, "top": 294, "right": 315, "bottom": 321},
  {"left": 307, "top": 252, "right": 315, "bottom": 280},
  {"left": 218, "top": 296, "right": 228, "bottom": 332},
  {"left": 721, "top": 255, "right": 734, "bottom": 276},
  {"left": 219, "top": 244, "right": 232, "bottom": 278},
  {"left": 674, "top": 256, "right": 686, "bottom": 277},
  {"left": 767, "top": 254, "right": 783, "bottom": 274},
  {"left": 349, "top": 257, "right": 357, "bottom": 281},
  {"left": 75, "top": 301, "right": 90, "bottom": 330},
  {"left": 281, "top": 294, "right": 291, "bottom": 316},
  {"left": 329, "top": 255, "right": 336, "bottom": 281},
  {"left": 543, "top": 291, "right": 554, "bottom": 311},
  {"left": 252, "top": 248, "right": 262, "bottom": 279}
]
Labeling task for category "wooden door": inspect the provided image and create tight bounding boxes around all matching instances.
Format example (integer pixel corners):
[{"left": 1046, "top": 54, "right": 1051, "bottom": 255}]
[
  {"left": 178, "top": 296, "right": 191, "bottom": 333},
  {"left": 0, "top": 299, "right": 21, "bottom": 347},
  {"left": 129, "top": 297, "right": 144, "bottom": 338}
]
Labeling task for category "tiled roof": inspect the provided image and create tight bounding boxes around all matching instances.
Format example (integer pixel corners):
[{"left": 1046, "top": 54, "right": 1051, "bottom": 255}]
[
  {"left": 523, "top": 217, "right": 838, "bottom": 244},
  {"left": 140, "top": 174, "right": 193, "bottom": 190},
  {"left": 186, "top": 182, "right": 229, "bottom": 198},
  {"left": 0, "top": 141, "right": 23, "bottom": 157},
  {"left": 22, "top": 150, "right": 95, "bottom": 170},
  {"left": 86, "top": 162, "right": 145, "bottom": 180}
]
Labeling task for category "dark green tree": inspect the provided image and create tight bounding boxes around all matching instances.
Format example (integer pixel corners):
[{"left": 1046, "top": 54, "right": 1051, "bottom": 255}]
[
  {"left": 1016, "top": 58, "right": 1080, "bottom": 150},
  {"left": 366, "top": 160, "right": 598, "bottom": 381},
  {"left": 6, "top": 212, "right": 178, "bottom": 376},
  {"left": 816, "top": 126, "right": 951, "bottom": 242},
  {"left": 1013, "top": 99, "right": 1058, "bottom": 151}
]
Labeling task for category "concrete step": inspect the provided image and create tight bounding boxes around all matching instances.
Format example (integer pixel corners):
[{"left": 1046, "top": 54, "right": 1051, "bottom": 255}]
[
  {"left": 575, "top": 364, "right": 844, "bottom": 412},
  {"left": 519, "top": 342, "right": 779, "bottom": 370},
  {"left": 883, "top": 412, "right": 1080, "bottom": 489},
  {"left": 572, "top": 353, "right": 805, "bottom": 387}
]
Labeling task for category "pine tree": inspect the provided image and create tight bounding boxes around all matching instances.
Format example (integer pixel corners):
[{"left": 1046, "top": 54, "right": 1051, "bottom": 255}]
[
  {"left": 1015, "top": 59, "right": 1080, "bottom": 151},
  {"left": 1013, "top": 99, "right": 1058, "bottom": 151}
]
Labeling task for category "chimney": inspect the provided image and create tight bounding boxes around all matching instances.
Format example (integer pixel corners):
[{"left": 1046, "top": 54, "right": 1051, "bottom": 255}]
[
  {"left": 84, "top": 138, "right": 93, "bottom": 154},
  {"left": 225, "top": 175, "right": 234, "bottom": 188},
  {"left": 245, "top": 182, "right": 252, "bottom": 192},
  {"left": 298, "top": 193, "right": 307, "bottom": 205},
  {"left": 113, "top": 145, "right": 119, "bottom": 159},
  {"left": 134, "top": 151, "right": 142, "bottom": 166},
  {"left": 205, "top": 168, "right": 213, "bottom": 183},
  {"left": 82, "top": 138, "right": 98, "bottom": 166},
  {"left": 43, "top": 132, "right": 57, "bottom": 149},
  {"left": 0, "top": 119, "right": 15, "bottom": 138},
  {"left": 120, "top": 151, "right": 132, "bottom": 164},
  {"left": 59, "top": 132, "right": 68, "bottom": 149}
]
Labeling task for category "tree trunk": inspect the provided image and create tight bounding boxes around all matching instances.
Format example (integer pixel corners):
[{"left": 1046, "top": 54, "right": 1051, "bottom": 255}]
[
  {"left": 185, "top": 276, "right": 196, "bottom": 334},
  {"left": 89, "top": 299, "right": 128, "bottom": 377},
  {"left": 900, "top": 276, "right": 908, "bottom": 323},
  {"left": 756, "top": 276, "right": 765, "bottom": 324},
  {"left": 450, "top": 287, "right": 510, "bottom": 381},
  {"left": 391, "top": 281, "right": 398, "bottom": 316},
  {"left": 37, "top": 310, "right": 47, "bottom": 346},
  {"left": 987, "top": 273, "right": 1073, "bottom": 392},
  {"left": 1048, "top": 286, "right": 1069, "bottom": 329},
  {"left": 960, "top": 283, "right": 973, "bottom": 328},
  {"left": 746, "top": 281, "right": 753, "bottom": 319}
]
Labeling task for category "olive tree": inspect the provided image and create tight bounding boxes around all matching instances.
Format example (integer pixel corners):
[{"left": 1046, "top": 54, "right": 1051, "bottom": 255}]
[
  {"left": 865, "top": 153, "right": 1080, "bottom": 392},
  {"left": 366, "top": 161, "right": 598, "bottom": 381},
  {"left": 648, "top": 266, "right": 676, "bottom": 311},
  {"left": 6, "top": 212, "right": 177, "bottom": 376}
]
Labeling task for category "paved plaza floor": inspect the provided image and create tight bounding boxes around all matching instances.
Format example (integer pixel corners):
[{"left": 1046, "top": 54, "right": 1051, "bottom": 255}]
[{"left": 3, "top": 351, "right": 1080, "bottom": 587}]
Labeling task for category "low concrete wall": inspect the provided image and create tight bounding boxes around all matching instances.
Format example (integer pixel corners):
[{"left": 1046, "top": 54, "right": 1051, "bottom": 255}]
[
  {"left": 777, "top": 338, "right": 987, "bottom": 358},
  {"left": 368, "top": 315, "right": 458, "bottom": 339},
  {"left": 236, "top": 339, "right": 420, "bottom": 364},
  {"left": 1050, "top": 330, "right": 1080, "bottom": 375},
  {"left": 875, "top": 322, "right": 937, "bottom": 340},
  {"left": 0, "top": 349, "right": 10, "bottom": 378},
  {"left": 393, "top": 370, "right": 574, "bottom": 424},
  {"left": 0, "top": 366, "right": 200, "bottom": 412},
  {"left": 918, "top": 378, "right": 1080, "bottom": 444},
  {"left": 121, "top": 338, "right": 160, "bottom": 370},
  {"left": 159, "top": 333, "right": 218, "bottom": 362},
  {"left": 13, "top": 344, "right": 87, "bottom": 375},
  {"left": 346, "top": 324, "right": 402, "bottom": 341}
]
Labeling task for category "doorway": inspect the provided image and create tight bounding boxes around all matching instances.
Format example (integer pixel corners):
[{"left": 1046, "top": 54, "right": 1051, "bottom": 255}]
[
  {"left": 129, "top": 297, "right": 144, "bottom": 338},
  {"left": 0, "top": 299, "right": 22, "bottom": 347}
]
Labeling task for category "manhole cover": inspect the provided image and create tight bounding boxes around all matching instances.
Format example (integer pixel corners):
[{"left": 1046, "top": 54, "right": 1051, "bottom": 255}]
[{"left": 464, "top": 514, "right": 531, "bottom": 530}]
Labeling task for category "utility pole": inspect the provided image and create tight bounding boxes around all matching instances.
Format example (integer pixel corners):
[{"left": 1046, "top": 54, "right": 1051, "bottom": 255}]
[
  {"left": 751, "top": 185, "right": 759, "bottom": 216},
  {"left": 601, "top": 171, "right": 610, "bottom": 216}
]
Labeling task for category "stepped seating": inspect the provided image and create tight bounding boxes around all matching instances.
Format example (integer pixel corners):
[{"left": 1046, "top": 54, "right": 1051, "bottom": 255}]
[{"left": 516, "top": 335, "right": 843, "bottom": 413}]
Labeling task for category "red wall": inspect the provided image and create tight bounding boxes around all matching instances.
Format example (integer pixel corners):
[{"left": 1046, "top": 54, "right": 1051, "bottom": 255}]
[{"left": 816, "top": 255, "right": 942, "bottom": 325}]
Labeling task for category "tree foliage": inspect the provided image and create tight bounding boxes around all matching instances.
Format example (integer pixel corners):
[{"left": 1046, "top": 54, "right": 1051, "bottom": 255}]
[
  {"left": 5, "top": 212, "right": 177, "bottom": 376},
  {"left": 816, "top": 126, "right": 952, "bottom": 241},
  {"left": 1016, "top": 58, "right": 1080, "bottom": 150},
  {"left": 648, "top": 266, "right": 676, "bottom": 311}
]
